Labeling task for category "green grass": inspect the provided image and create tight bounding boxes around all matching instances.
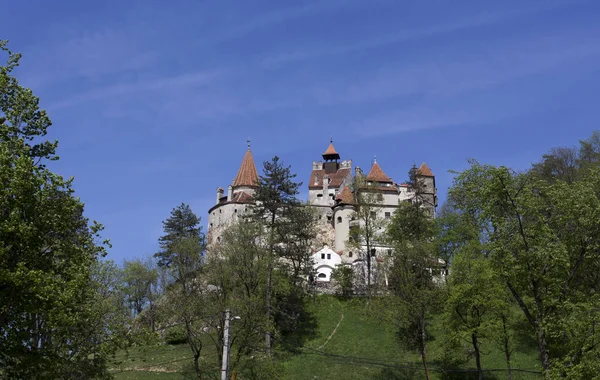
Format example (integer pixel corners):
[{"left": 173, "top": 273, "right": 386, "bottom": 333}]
[{"left": 110, "top": 295, "right": 542, "bottom": 379}]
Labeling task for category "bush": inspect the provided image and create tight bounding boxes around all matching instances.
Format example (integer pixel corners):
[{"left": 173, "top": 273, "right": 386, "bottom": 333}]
[
  {"left": 332, "top": 265, "right": 354, "bottom": 298},
  {"left": 163, "top": 324, "right": 187, "bottom": 345}
]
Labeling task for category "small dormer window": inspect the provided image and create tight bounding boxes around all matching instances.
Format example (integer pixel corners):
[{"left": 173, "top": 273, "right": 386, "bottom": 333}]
[
  {"left": 327, "top": 253, "right": 331, "bottom": 260},
  {"left": 349, "top": 252, "right": 353, "bottom": 258},
  {"left": 321, "top": 253, "right": 325, "bottom": 259},
  {"left": 337, "top": 216, "right": 342, "bottom": 223}
]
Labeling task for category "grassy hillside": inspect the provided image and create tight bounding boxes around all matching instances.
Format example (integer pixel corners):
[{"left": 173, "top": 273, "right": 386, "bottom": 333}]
[{"left": 110, "top": 295, "right": 542, "bottom": 379}]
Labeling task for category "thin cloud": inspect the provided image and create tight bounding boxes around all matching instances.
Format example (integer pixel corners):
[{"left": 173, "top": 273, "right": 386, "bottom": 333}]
[{"left": 261, "top": 0, "right": 578, "bottom": 67}]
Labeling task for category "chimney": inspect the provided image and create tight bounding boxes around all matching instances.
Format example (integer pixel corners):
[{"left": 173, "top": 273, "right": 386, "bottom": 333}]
[
  {"left": 355, "top": 166, "right": 363, "bottom": 176},
  {"left": 227, "top": 185, "right": 233, "bottom": 202},
  {"left": 216, "top": 187, "right": 224, "bottom": 204},
  {"left": 323, "top": 174, "right": 329, "bottom": 197}
]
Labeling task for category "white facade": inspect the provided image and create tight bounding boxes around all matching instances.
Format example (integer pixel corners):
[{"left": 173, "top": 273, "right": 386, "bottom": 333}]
[{"left": 312, "top": 245, "right": 342, "bottom": 282}]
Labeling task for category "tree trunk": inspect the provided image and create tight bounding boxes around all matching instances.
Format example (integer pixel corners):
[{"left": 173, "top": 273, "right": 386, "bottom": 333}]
[
  {"left": 265, "top": 264, "right": 272, "bottom": 354},
  {"left": 193, "top": 351, "right": 202, "bottom": 379},
  {"left": 471, "top": 331, "right": 483, "bottom": 380},
  {"left": 419, "top": 309, "right": 431, "bottom": 380},
  {"left": 502, "top": 315, "right": 512, "bottom": 380},
  {"left": 536, "top": 328, "right": 551, "bottom": 372}
]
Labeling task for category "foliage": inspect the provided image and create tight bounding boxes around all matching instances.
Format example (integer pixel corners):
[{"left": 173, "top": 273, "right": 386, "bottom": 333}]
[
  {"left": 122, "top": 258, "right": 158, "bottom": 318},
  {"left": 163, "top": 325, "right": 188, "bottom": 345},
  {"left": 0, "top": 40, "right": 114, "bottom": 378},
  {"left": 155, "top": 203, "right": 203, "bottom": 269},
  {"left": 387, "top": 198, "right": 440, "bottom": 380},
  {"left": 331, "top": 265, "right": 354, "bottom": 298},
  {"left": 347, "top": 174, "right": 386, "bottom": 296},
  {"left": 449, "top": 157, "right": 600, "bottom": 375}
]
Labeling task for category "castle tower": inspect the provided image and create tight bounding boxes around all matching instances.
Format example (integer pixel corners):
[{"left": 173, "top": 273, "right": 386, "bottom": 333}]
[
  {"left": 415, "top": 162, "right": 437, "bottom": 216},
  {"left": 207, "top": 142, "right": 259, "bottom": 246},
  {"left": 308, "top": 140, "right": 353, "bottom": 222}
]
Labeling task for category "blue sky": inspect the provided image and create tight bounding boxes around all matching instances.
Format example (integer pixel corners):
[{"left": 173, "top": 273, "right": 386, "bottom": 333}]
[{"left": 3, "top": 0, "right": 600, "bottom": 264}]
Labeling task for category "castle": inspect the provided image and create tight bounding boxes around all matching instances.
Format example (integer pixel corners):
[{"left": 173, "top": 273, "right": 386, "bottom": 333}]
[{"left": 207, "top": 140, "right": 437, "bottom": 282}]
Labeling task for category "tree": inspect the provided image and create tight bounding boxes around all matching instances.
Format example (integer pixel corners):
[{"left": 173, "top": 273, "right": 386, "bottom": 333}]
[
  {"left": 347, "top": 174, "right": 386, "bottom": 298},
  {"left": 448, "top": 160, "right": 600, "bottom": 375},
  {"left": 122, "top": 258, "right": 158, "bottom": 329},
  {"left": 252, "top": 156, "right": 303, "bottom": 353},
  {"left": 160, "top": 236, "right": 207, "bottom": 378},
  {"left": 0, "top": 40, "right": 111, "bottom": 378},
  {"left": 386, "top": 201, "right": 439, "bottom": 380},
  {"left": 206, "top": 218, "right": 272, "bottom": 377},
  {"left": 155, "top": 203, "right": 202, "bottom": 269}
]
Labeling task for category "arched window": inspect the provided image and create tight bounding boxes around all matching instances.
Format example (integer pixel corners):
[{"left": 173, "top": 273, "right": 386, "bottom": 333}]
[
  {"left": 348, "top": 252, "right": 353, "bottom": 258},
  {"left": 318, "top": 273, "right": 327, "bottom": 278},
  {"left": 337, "top": 216, "right": 342, "bottom": 223}
]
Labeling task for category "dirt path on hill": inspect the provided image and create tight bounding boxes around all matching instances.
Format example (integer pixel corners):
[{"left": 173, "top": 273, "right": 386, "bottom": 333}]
[{"left": 318, "top": 312, "right": 344, "bottom": 350}]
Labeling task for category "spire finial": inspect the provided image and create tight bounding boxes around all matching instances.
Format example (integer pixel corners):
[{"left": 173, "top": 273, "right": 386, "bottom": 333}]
[
  {"left": 373, "top": 155, "right": 377, "bottom": 163},
  {"left": 330, "top": 136, "right": 333, "bottom": 144},
  {"left": 247, "top": 138, "right": 251, "bottom": 150}
]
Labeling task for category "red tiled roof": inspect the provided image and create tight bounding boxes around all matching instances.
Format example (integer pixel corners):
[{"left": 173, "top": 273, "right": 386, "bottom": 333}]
[
  {"left": 233, "top": 149, "right": 259, "bottom": 188},
  {"left": 416, "top": 162, "right": 434, "bottom": 177},
  {"left": 366, "top": 162, "right": 392, "bottom": 183},
  {"left": 231, "top": 191, "right": 255, "bottom": 204},
  {"left": 308, "top": 167, "right": 351, "bottom": 189},
  {"left": 336, "top": 186, "right": 355, "bottom": 204},
  {"left": 323, "top": 142, "right": 339, "bottom": 156}
]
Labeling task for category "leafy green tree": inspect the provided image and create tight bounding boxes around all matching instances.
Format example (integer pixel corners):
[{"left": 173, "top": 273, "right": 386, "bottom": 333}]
[
  {"left": 347, "top": 174, "right": 386, "bottom": 298},
  {"left": 122, "top": 258, "right": 158, "bottom": 330},
  {"left": 207, "top": 218, "right": 272, "bottom": 376},
  {"left": 160, "top": 236, "right": 207, "bottom": 378},
  {"left": 449, "top": 160, "right": 600, "bottom": 375},
  {"left": 0, "top": 40, "right": 111, "bottom": 378},
  {"left": 386, "top": 196, "right": 439, "bottom": 380},
  {"left": 331, "top": 265, "right": 353, "bottom": 298}
]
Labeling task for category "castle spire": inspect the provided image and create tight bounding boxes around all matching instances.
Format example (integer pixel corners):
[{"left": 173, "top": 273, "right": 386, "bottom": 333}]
[
  {"left": 322, "top": 139, "right": 340, "bottom": 161},
  {"left": 232, "top": 144, "right": 259, "bottom": 188},
  {"left": 416, "top": 162, "right": 434, "bottom": 177}
]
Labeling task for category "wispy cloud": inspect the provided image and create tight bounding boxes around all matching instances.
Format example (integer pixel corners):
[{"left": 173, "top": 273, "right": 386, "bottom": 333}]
[{"left": 261, "top": 0, "right": 577, "bottom": 67}]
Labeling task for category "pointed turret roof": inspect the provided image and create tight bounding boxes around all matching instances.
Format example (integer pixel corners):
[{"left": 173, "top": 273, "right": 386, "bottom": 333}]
[
  {"left": 322, "top": 139, "right": 340, "bottom": 160},
  {"left": 366, "top": 161, "right": 393, "bottom": 183},
  {"left": 416, "top": 162, "right": 434, "bottom": 177},
  {"left": 232, "top": 148, "right": 259, "bottom": 188}
]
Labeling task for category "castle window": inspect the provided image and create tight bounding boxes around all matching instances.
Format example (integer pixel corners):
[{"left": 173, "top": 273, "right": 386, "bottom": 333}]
[
  {"left": 385, "top": 212, "right": 391, "bottom": 219},
  {"left": 371, "top": 249, "right": 376, "bottom": 257},
  {"left": 217, "top": 237, "right": 221, "bottom": 243},
  {"left": 321, "top": 253, "right": 325, "bottom": 259},
  {"left": 329, "top": 194, "right": 335, "bottom": 199},
  {"left": 370, "top": 211, "right": 376, "bottom": 218},
  {"left": 387, "top": 249, "right": 392, "bottom": 256},
  {"left": 210, "top": 223, "right": 213, "bottom": 228},
  {"left": 317, "top": 194, "right": 323, "bottom": 198},
  {"left": 327, "top": 254, "right": 331, "bottom": 260},
  {"left": 219, "top": 209, "right": 222, "bottom": 213},
  {"left": 349, "top": 252, "right": 353, "bottom": 258},
  {"left": 234, "top": 209, "right": 237, "bottom": 213},
  {"left": 327, "top": 215, "right": 332, "bottom": 222},
  {"left": 337, "top": 216, "right": 342, "bottom": 223},
  {"left": 318, "top": 273, "right": 326, "bottom": 278}
]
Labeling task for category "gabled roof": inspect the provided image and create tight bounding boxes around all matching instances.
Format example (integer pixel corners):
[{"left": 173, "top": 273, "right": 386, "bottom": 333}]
[
  {"left": 231, "top": 191, "right": 255, "bottom": 204},
  {"left": 232, "top": 149, "right": 259, "bottom": 188},
  {"left": 366, "top": 162, "right": 393, "bottom": 183},
  {"left": 308, "top": 167, "right": 351, "bottom": 189},
  {"left": 336, "top": 186, "right": 355, "bottom": 205},
  {"left": 416, "top": 162, "right": 434, "bottom": 177}
]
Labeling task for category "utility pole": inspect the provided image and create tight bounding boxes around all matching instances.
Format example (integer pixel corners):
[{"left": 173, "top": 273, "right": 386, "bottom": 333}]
[{"left": 221, "top": 309, "right": 231, "bottom": 380}]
